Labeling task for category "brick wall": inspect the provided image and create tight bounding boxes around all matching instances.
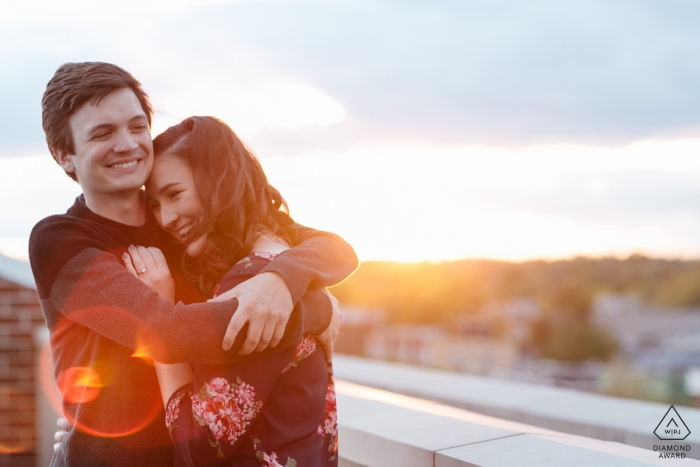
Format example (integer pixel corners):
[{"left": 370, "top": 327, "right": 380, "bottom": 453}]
[{"left": 0, "top": 277, "right": 45, "bottom": 467}]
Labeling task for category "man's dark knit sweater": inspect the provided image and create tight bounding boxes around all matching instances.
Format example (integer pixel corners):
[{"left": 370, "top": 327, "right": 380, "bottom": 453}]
[{"left": 29, "top": 196, "right": 357, "bottom": 467}]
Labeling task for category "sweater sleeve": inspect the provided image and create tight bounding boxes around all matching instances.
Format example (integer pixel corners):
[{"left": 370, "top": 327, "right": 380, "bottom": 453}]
[
  {"left": 261, "top": 224, "right": 358, "bottom": 304},
  {"left": 41, "top": 245, "right": 240, "bottom": 364},
  {"left": 29, "top": 217, "right": 240, "bottom": 364},
  {"left": 29, "top": 217, "right": 344, "bottom": 364}
]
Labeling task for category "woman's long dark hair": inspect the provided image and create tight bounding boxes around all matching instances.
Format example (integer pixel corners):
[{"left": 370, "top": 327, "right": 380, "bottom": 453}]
[{"left": 153, "top": 116, "right": 296, "bottom": 296}]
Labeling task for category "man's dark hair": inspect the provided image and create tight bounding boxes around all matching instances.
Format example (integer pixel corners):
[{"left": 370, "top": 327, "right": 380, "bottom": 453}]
[{"left": 41, "top": 62, "right": 153, "bottom": 181}]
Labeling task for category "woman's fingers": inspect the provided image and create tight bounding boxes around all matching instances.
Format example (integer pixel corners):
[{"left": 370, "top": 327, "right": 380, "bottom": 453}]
[
  {"left": 53, "top": 417, "right": 70, "bottom": 453},
  {"left": 57, "top": 417, "right": 71, "bottom": 430},
  {"left": 123, "top": 252, "right": 138, "bottom": 277},
  {"left": 136, "top": 246, "right": 158, "bottom": 271},
  {"left": 54, "top": 430, "right": 68, "bottom": 443},
  {"left": 127, "top": 245, "right": 147, "bottom": 275}
]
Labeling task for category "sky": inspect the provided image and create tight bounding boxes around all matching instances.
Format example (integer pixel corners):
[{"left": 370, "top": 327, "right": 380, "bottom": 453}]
[{"left": 1, "top": 0, "right": 700, "bottom": 263}]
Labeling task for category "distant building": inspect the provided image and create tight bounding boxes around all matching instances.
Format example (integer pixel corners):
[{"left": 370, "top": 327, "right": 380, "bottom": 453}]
[
  {"left": 593, "top": 293, "right": 700, "bottom": 370},
  {"left": 353, "top": 298, "right": 540, "bottom": 375},
  {"left": 334, "top": 306, "right": 386, "bottom": 356},
  {"left": 0, "top": 253, "right": 49, "bottom": 467}
]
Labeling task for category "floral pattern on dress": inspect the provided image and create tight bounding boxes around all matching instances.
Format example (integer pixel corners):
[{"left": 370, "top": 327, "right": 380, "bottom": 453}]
[
  {"left": 254, "top": 439, "right": 297, "bottom": 467},
  {"left": 165, "top": 386, "right": 188, "bottom": 432},
  {"left": 190, "top": 376, "right": 263, "bottom": 446},
  {"left": 236, "top": 256, "right": 255, "bottom": 269},
  {"left": 281, "top": 335, "right": 317, "bottom": 374},
  {"left": 317, "top": 367, "right": 338, "bottom": 460},
  {"left": 253, "top": 251, "right": 278, "bottom": 261}
]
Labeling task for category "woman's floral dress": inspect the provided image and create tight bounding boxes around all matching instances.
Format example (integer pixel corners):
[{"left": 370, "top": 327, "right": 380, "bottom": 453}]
[{"left": 166, "top": 252, "right": 338, "bottom": 467}]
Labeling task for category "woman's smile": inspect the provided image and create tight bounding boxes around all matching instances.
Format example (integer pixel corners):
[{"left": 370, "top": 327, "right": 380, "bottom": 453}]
[{"left": 145, "top": 153, "right": 206, "bottom": 254}]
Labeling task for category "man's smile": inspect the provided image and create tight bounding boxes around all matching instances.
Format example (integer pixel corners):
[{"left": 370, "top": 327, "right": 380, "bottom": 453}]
[{"left": 107, "top": 157, "right": 144, "bottom": 170}]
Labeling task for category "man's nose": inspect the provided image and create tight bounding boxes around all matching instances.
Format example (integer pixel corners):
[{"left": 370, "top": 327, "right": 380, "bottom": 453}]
[{"left": 113, "top": 129, "right": 139, "bottom": 153}]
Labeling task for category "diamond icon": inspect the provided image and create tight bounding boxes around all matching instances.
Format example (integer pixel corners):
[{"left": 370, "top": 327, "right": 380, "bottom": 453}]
[{"left": 654, "top": 405, "right": 691, "bottom": 440}]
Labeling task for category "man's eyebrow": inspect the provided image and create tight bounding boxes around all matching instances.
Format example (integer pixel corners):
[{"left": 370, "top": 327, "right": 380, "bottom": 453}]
[
  {"left": 86, "top": 123, "right": 115, "bottom": 135},
  {"left": 86, "top": 115, "right": 147, "bottom": 134},
  {"left": 129, "top": 115, "right": 148, "bottom": 124}
]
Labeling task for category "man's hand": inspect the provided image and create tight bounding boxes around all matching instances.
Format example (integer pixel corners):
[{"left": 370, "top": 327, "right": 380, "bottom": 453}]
[
  {"left": 53, "top": 417, "right": 70, "bottom": 453},
  {"left": 317, "top": 290, "right": 342, "bottom": 362},
  {"left": 209, "top": 272, "right": 293, "bottom": 354}
]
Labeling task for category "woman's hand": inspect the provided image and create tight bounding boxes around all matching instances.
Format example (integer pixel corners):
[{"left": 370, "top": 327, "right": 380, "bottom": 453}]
[
  {"left": 123, "top": 246, "right": 175, "bottom": 304},
  {"left": 53, "top": 417, "right": 70, "bottom": 453},
  {"left": 209, "top": 271, "right": 293, "bottom": 354},
  {"left": 316, "top": 290, "right": 342, "bottom": 362}
]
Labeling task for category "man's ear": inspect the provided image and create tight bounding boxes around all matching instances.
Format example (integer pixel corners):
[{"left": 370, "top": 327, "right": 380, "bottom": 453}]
[{"left": 54, "top": 148, "right": 76, "bottom": 176}]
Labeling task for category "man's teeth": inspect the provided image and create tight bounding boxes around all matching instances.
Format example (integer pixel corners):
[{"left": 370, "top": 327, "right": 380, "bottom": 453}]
[{"left": 111, "top": 160, "right": 138, "bottom": 169}]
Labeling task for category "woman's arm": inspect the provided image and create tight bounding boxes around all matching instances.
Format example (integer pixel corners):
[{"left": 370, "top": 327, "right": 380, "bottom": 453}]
[
  {"left": 154, "top": 363, "right": 192, "bottom": 406},
  {"left": 167, "top": 346, "right": 296, "bottom": 467},
  {"left": 161, "top": 246, "right": 308, "bottom": 467},
  {"left": 125, "top": 246, "right": 193, "bottom": 405}
]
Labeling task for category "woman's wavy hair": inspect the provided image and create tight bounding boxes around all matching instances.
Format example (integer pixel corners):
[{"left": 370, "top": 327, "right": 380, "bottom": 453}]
[{"left": 152, "top": 116, "right": 296, "bottom": 296}]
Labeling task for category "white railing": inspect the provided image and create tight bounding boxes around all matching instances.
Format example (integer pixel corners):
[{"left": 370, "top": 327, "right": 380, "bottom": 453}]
[
  {"left": 33, "top": 326, "right": 700, "bottom": 466},
  {"left": 336, "top": 381, "right": 699, "bottom": 466},
  {"left": 334, "top": 355, "right": 700, "bottom": 465}
]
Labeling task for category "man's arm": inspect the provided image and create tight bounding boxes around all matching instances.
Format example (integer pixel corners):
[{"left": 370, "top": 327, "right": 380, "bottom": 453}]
[
  {"left": 42, "top": 246, "right": 237, "bottom": 364},
  {"left": 30, "top": 217, "right": 251, "bottom": 364},
  {"left": 262, "top": 224, "right": 359, "bottom": 303},
  {"left": 211, "top": 224, "right": 358, "bottom": 353}
]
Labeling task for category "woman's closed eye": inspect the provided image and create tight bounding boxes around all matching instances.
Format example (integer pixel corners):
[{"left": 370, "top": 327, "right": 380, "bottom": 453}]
[{"left": 167, "top": 190, "right": 183, "bottom": 200}]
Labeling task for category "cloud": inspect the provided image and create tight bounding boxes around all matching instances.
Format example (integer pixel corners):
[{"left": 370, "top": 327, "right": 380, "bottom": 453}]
[
  {"left": 2, "top": 1, "right": 700, "bottom": 261},
  {"left": 258, "top": 140, "right": 700, "bottom": 261},
  {"left": 158, "top": 82, "right": 345, "bottom": 139},
  {"left": 0, "top": 0, "right": 235, "bottom": 24},
  {"left": 3, "top": 0, "right": 700, "bottom": 158},
  {"left": 230, "top": 0, "right": 700, "bottom": 146}
]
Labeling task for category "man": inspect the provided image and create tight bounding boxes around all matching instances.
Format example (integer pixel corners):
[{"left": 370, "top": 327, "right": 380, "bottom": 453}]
[{"left": 30, "top": 62, "right": 357, "bottom": 467}]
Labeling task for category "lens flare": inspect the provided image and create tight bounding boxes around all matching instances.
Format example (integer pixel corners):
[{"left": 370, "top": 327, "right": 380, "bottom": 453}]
[
  {"left": 131, "top": 343, "right": 154, "bottom": 366},
  {"left": 42, "top": 310, "right": 171, "bottom": 438},
  {"left": 57, "top": 367, "right": 103, "bottom": 404},
  {"left": 63, "top": 395, "right": 163, "bottom": 439}
]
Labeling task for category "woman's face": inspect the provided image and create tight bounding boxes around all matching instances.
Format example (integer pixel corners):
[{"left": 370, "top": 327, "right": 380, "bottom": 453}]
[{"left": 145, "top": 153, "right": 207, "bottom": 257}]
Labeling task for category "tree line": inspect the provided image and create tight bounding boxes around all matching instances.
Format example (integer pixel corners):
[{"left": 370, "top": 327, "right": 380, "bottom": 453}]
[{"left": 331, "top": 255, "right": 700, "bottom": 361}]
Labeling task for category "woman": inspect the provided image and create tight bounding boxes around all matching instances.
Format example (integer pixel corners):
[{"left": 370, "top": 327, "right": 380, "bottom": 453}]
[{"left": 125, "top": 116, "right": 339, "bottom": 466}]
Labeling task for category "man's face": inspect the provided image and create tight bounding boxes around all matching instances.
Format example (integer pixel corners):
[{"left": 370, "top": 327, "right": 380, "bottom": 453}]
[{"left": 56, "top": 88, "right": 153, "bottom": 198}]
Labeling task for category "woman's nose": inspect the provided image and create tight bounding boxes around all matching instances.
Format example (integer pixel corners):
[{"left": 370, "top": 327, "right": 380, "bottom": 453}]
[{"left": 160, "top": 205, "right": 179, "bottom": 229}]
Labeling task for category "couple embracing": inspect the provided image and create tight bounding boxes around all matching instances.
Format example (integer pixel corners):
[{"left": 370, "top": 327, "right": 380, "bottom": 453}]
[{"left": 29, "top": 62, "right": 358, "bottom": 467}]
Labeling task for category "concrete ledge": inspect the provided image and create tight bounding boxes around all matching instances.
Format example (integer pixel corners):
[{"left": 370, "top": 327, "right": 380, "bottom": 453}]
[
  {"left": 336, "top": 381, "right": 700, "bottom": 466},
  {"left": 334, "top": 355, "right": 700, "bottom": 460}
]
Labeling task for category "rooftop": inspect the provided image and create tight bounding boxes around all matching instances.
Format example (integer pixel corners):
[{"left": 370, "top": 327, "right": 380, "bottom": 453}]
[{"left": 334, "top": 355, "right": 700, "bottom": 466}]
